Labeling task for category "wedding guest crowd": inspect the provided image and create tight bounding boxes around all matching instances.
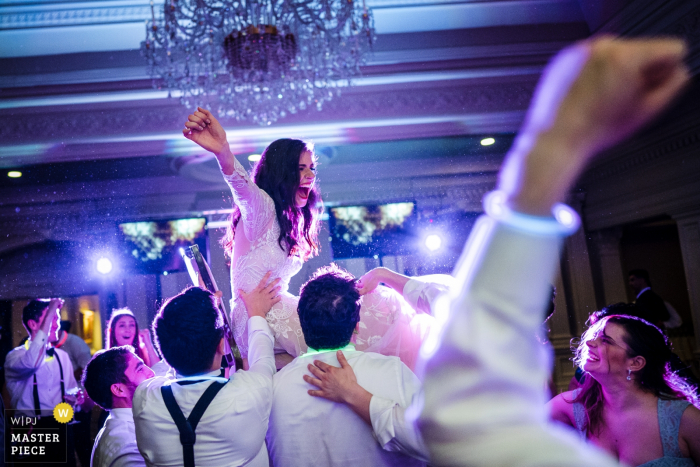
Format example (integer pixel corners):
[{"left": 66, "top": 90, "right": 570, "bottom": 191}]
[{"left": 4, "top": 35, "right": 700, "bottom": 467}]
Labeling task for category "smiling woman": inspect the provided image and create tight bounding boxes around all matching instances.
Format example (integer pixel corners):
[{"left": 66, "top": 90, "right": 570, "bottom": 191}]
[
  {"left": 548, "top": 315, "right": 700, "bottom": 466},
  {"left": 106, "top": 309, "right": 159, "bottom": 368}
]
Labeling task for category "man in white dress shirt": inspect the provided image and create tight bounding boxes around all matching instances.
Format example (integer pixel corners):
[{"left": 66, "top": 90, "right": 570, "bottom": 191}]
[
  {"left": 82, "top": 346, "right": 155, "bottom": 467},
  {"left": 414, "top": 38, "right": 689, "bottom": 466},
  {"left": 267, "top": 264, "right": 429, "bottom": 467},
  {"left": 4, "top": 298, "right": 81, "bottom": 466},
  {"left": 5, "top": 299, "right": 79, "bottom": 416},
  {"left": 133, "top": 279, "right": 279, "bottom": 467}
]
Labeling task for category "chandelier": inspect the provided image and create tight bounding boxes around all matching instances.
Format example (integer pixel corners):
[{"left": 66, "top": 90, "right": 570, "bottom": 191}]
[{"left": 141, "top": 0, "right": 375, "bottom": 125}]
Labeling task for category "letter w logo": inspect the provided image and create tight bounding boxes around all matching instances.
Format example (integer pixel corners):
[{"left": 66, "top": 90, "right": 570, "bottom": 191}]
[{"left": 58, "top": 408, "right": 69, "bottom": 418}]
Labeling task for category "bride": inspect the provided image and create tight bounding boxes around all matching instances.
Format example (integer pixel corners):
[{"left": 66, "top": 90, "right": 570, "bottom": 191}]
[{"left": 183, "top": 108, "right": 430, "bottom": 367}]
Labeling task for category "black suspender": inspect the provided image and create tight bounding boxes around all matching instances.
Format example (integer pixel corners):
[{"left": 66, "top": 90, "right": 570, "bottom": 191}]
[
  {"left": 161, "top": 380, "right": 227, "bottom": 467},
  {"left": 32, "top": 349, "right": 65, "bottom": 418}
]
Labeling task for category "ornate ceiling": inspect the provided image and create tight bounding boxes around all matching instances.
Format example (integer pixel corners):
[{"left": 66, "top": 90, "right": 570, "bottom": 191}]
[{"left": 0, "top": 0, "right": 698, "bottom": 259}]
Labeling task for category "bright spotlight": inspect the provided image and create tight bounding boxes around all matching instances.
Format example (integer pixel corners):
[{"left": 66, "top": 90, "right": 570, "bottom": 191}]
[
  {"left": 480, "top": 137, "right": 495, "bottom": 146},
  {"left": 248, "top": 154, "right": 262, "bottom": 162},
  {"left": 8, "top": 171, "right": 22, "bottom": 178},
  {"left": 96, "top": 257, "right": 113, "bottom": 275},
  {"left": 424, "top": 234, "right": 442, "bottom": 252}
]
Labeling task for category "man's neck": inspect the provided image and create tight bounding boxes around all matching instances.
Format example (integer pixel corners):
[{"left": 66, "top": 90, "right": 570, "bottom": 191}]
[{"left": 112, "top": 399, "right": 133, "bottom": 409}]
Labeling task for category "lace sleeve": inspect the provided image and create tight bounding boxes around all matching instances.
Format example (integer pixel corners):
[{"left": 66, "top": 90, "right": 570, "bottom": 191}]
[{"left": 222, "top": 157, "right": 276, "bottom": 241}]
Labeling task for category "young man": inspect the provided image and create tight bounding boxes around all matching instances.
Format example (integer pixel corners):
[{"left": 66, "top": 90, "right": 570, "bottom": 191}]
[
  {"left": 267, "top": 264, "right": 431, "bottom": 467},
  {"left": 4, "top": 299, "right": 79, "bottom": 416},
  {"left": 82, "top": 346, "right": 155, "bottom": 467},
  {"left": 132, "top": 275, "right": 279, "bottom": 467}
]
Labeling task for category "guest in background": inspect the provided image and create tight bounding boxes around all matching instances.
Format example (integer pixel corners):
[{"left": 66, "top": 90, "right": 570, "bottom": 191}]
[
  {"left": 55, "top": 320, "right": 93, "bottom": 380},
  {"left": 4, "top": 298, "right": 80, "bottom": 466},
  {"left": 82, "top": 346, "right": 154, "bottom": 467},
  {"left": 53, "top": 320, "right": 94, "bottom": 467},
  {"left": 106, "top": 309, "right": 160, "bottom": 368},
  {"left": 568, "top": 302, "right": 637, "bottom": 391},
  {"left": 549, "top": 315, "right": 700, "bottom": 465},
  {"left": 5, "top": 299, "right": 79, "bottom": 415},
  {"left": 628, "top": 269, "right": 680, "bottom": 329}
]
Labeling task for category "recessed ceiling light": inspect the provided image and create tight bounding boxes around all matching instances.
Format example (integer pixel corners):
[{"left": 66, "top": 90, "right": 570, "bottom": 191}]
[
  {"left": 248, "top": 154, "right": 262, "bottom": 162},
  {"left": 8, "top": 171, "right": 22, "bottom": 178},
  {"left": 480, "top": 138, "right": 495, "bottom": 146}
]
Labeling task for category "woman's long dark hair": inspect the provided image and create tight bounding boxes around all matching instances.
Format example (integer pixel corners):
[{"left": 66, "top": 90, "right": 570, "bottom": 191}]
[
  {"left": 572, "top": 315, "right": 699, "bottom": 435},
  {"left": 221, "top": 138, "right": 322, "bottom": 261},
  {"left": 106, "top": 308, "right": 147, "bottom": 363}
]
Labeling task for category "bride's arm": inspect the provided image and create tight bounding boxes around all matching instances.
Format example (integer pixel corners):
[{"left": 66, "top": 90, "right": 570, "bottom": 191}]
[{"left": 183, "top": 108, "right": 274, "bottom": 241}]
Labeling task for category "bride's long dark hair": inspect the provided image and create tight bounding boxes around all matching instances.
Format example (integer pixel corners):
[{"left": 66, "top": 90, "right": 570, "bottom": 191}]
[
  {"left": 572, "top": 314, "right": 699, "bottom": 435},
  {"left": 221, "top": 138, "right": 322, "bottom": 261}
]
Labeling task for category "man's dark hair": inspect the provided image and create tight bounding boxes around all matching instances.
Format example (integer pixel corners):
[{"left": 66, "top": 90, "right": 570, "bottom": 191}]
[
  {"left": 60, "top": 320, "right": 72, "bottom": 333},
  {"left": 22, "top": 300, "right": 49, "bottom": 332},
  {"left": 629, "top": 269, "right": 651, "bottom": 286},
  {"left": 153, "top": 287, "right": 224, "bottom": 376},
  {"left": 298, "top": 264, "right": 360, "bottom": 350},
  {"left": 81, "top": 346, "right": 133, "bottom": 410}
]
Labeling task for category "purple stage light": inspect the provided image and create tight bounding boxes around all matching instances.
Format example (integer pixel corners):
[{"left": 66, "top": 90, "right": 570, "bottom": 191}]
[{"left": 96, "top": 257, "right": 113, "bottom": 275}]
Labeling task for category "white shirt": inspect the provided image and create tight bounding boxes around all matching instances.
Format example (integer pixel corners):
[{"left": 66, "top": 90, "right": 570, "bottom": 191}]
[
  {"left": 91, "top": 408, "right": 145, "bottom": 467},
  {"left": 4, "top": 330, "right": 78, "bottom": 416},
  {"left": 133, "top": 316, "right": 275, "bottom": 467},
  {"left": 268, "top": 346, "right": 426, "bottom": 467},
  {"left": 663, "top": 301, "right": 682, "bottom": 329},
  {"left": 415, "top": 214, "right": 621, "bottom": 466}
]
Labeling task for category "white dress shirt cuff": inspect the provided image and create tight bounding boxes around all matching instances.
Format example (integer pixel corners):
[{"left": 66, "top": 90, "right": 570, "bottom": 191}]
[
  {"left": 248, "top": 316, "right": 273, "bottom": 337},
  {"left": 370, "top": 395, "right": 398, "bottom": 446},
  {"left": 370, "top": 395, "right": 429, "bottom": 461},
  {"left": 402, "top": 276, "right": 454, "bottom": 315},
  {"left": 246, "top": 316, "right": 275, "bottom": 377},
  {"left": 483, "top": 190, "right": 580, "bottom": 236}
]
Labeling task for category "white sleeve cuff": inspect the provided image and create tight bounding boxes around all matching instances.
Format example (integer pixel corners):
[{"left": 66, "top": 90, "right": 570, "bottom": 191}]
[
  {"left": 483, "top": 190, "right": 580, "bottom": 236},
  {"left": 247, "top": 316, "right": 273, "bottom": 337},
  {"left": 369, "top": 395, "right": 398, "bottom": 447}
]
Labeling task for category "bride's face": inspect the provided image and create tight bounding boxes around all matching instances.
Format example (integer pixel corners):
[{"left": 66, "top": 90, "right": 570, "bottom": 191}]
[{"left": 295, "top": 150, "right": 316, "bottom": 208}]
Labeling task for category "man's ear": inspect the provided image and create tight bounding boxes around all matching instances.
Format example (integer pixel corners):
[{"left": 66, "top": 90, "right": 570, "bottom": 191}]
[
  {"left": 26, "top": 319, "right": 39, "bottom": 334},
  {"left": 110, "top": 382, "right": 127, "bottom": 400},
  {"left": 217, "top": 337, "right": 226, "bottom": 355}
]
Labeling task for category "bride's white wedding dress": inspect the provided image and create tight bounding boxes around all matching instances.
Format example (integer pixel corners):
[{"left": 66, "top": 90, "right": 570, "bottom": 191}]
[{"left": 224, "top": 158, "right": 439, "bottom": 368}]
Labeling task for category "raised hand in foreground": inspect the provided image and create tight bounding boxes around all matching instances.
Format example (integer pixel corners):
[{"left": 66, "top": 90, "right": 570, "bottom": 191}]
[{"left": 501, "top": 37, "right": 689, "bottom": 216}]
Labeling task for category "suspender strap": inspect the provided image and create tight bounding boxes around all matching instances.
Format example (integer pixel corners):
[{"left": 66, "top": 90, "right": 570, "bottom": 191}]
[
  {"left": 161, "top": 381, "right": 227, "bottom": 467},
  {"left": 56, "top": 352, "right": 65, "bottom": 402},
  {"left": 33, "top": 374, "right": 41, "bottom": 417},
  {"left": 32, "top": 350, "right": 66, "bottom": 418}
]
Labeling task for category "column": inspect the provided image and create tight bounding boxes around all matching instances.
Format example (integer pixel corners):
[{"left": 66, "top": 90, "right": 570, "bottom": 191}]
[
  {"left": 590, "top": 227, "right": 628, "bottom": 306},
  {"left": 548, "top": 263, "right": 578, "bottom": 394},
  {"left": 673, "top": 211, "right": 700, "bottom": 372},
  {"left": 560, "top": 198, "right": 598, "bottom": 336}
]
